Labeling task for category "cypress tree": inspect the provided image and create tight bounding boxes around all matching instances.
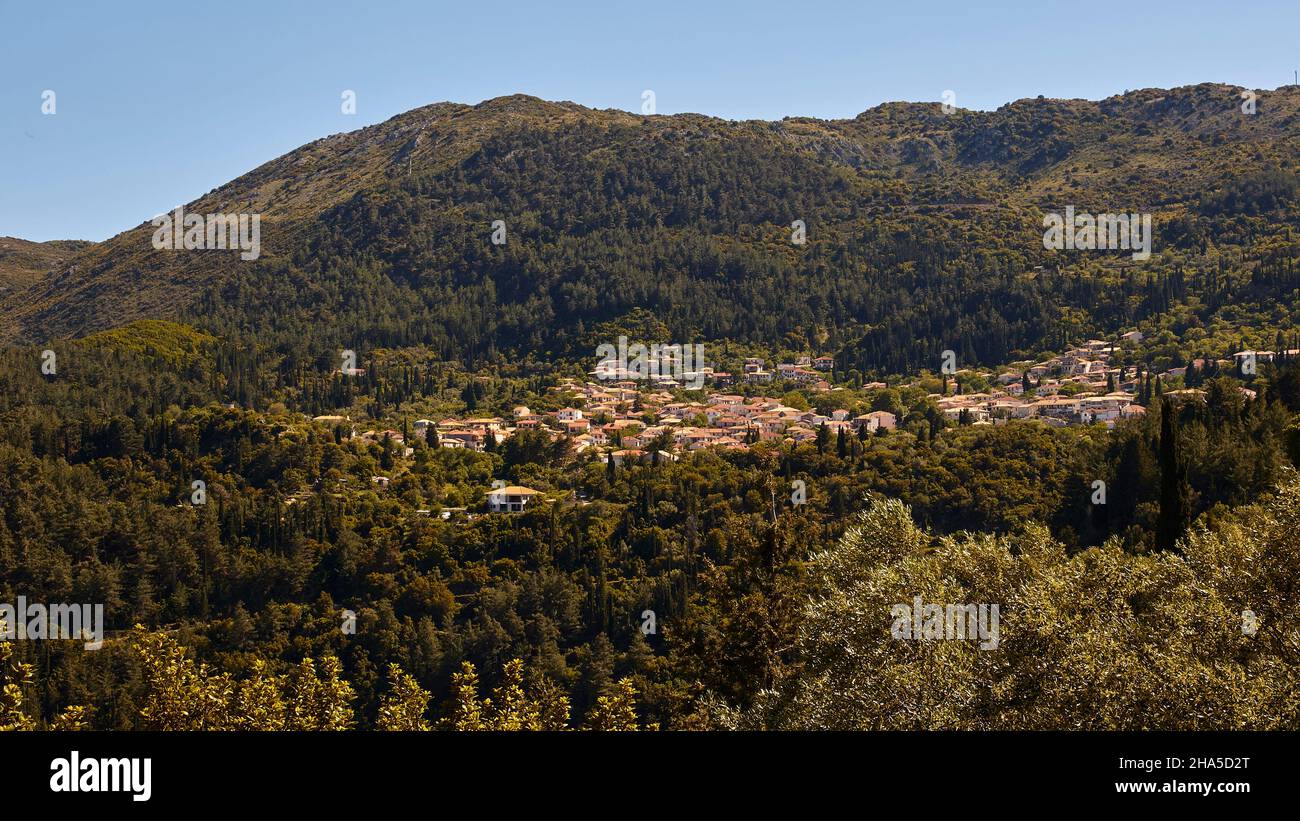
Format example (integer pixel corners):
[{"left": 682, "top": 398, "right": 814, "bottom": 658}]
[
  {"left": 816, "top": 423, "right": 830, "bottom": 454},
  {"left": 1156, "top": 396, "right": 1190, "bottom": 552}
]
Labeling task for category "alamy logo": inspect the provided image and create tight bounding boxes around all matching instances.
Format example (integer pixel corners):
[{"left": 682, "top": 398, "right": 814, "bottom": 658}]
[
  {"left": 50, "top": 751, "right": 151, "bottom": 802},
  {"left": 1042, "top": 206, "right": 1151, "bottom": 261},
  {"left": 0, "top": 597, "right": 104, "bottom": 650},
  {"left": 890, "top": 596, "right": 1000, "bottom": 650},
  {"left": 151, "top": 206, "right": 261, "bottom": 260},
  {"left": 594, "top": 335, "right": 707, "bottom": 390}
]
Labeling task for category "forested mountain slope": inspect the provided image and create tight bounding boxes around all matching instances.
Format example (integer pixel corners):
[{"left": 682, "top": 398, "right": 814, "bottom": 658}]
[{"left": 5, "top": 84, "right": 1300, "bottom": 376}]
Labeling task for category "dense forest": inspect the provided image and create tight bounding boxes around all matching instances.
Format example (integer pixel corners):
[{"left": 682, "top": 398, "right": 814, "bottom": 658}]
[{"left": 1, "top": 318, "right": 1298, "bottom": 729}]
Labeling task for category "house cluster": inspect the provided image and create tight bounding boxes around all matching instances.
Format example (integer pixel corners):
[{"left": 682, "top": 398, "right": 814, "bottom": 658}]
[
  {"left": 937, "top": 337, "right": 1150, "bottom": 427},
  {"left": 937, "top": 389, "right": 1145, "bottom": 427},
  {"left": 1232, "top": 349, "right": 1300, "bottom": 368},
  {"left": 405, "top": 380, "right": 897, "bottom": 465},
  {"left": 312, "top": 332, "right": 1289, "bottom": 514},
  {"left": 590, "top": 351, "right": 837, "bottom": 390},
  {"left": 932, "top": 333, "right": 1264, "bottom": 427},
  {"left": 733, "top": 354, "right": 836, "bottom": 388},
  {"left": 387, "top": 376, "right": 902, "bottom": 514}
]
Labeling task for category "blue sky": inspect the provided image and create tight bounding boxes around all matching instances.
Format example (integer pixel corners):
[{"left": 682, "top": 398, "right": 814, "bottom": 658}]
[{"left": 3, "top": 0, "right": 1298, "bottom": 242}]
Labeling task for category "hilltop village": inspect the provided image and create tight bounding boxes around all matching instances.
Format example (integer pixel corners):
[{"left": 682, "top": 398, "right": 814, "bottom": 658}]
[{"left": 310, "top": 333, "right": 1279, "bottom": 512}]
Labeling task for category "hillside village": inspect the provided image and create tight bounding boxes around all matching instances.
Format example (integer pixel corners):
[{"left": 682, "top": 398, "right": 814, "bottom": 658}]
[{"left": 309, "top": 333, "right": 1282, "bottom": 513}]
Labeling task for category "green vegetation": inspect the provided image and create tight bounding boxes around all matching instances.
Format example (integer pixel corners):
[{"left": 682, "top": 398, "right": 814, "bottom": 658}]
[
  {"left": 0, "top": 328, "right": 1297, "bottom": 729},
  {"left": 738, "top": 475, "right": 1300, "bottom": 730}
]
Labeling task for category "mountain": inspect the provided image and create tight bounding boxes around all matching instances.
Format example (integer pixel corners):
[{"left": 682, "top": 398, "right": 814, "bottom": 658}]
[
  {"left": 0, "top": 237, "right": 94, "bottom": 336},
  {"left": 0, "top": 236, "right": 92, "bottom": 288},
  {"left": 5, "top": 84, "right": 1300, "bottom": 375}
]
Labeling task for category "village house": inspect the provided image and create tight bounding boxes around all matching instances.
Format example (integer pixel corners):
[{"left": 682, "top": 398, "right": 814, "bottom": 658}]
[
  {"left": 563, "top": 418, "right": 591, "bottom": 434},
  {"left": 606, "top": 449, "right": 646, "bottom": 467},
  {"left": 486, "top": 485, "right": 542, "bottom": 513},
  {"left": 439, "top": 430, "right": 484, "bottom": 450}
]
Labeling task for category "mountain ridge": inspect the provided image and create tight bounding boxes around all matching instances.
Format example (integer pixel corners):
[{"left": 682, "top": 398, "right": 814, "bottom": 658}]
[{"left": 5, "top": 82, "right": 1299, "bottom": 377}]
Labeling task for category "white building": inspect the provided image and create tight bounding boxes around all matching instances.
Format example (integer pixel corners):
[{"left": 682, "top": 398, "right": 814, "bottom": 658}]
[{"left": 486, "top": 486, "right": 542, "bottom": 513}]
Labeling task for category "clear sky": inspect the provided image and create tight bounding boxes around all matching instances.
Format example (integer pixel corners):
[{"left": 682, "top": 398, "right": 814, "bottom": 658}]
[{"left": 3, "top": 0, "right": 1298, "bottom": 242}]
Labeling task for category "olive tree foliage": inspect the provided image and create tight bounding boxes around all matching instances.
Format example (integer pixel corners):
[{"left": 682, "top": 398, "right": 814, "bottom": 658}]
[
  {"left": 377, "top": 662, "right": 433, "bottom": 731},
  {"left": 1, "top": 621, "right": 89, "bottom": 731},
  {"left": 444, "top": 659, "right": 572, "bottom": 732},
  {"left": 444, "top": 658, "right": 575, "bottom": 730},
  {"left": 445, "top": 658, "right": 647, "bottom": 730},
  {"left": 0, "top": 630, "right": 37, "bottom": 732},
  {"left": 739, "top": 473, "right": 1300, "bottom": 730},
  {"left": 584, "top": 679, "right": 643, "bottom": 731},
  {"left": 136, "top": 628, "right": 356, "bottom": 731}
]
